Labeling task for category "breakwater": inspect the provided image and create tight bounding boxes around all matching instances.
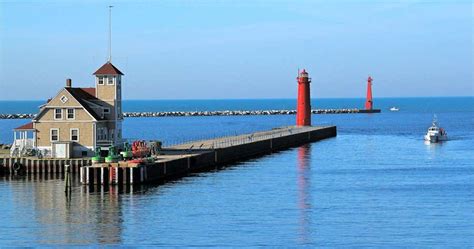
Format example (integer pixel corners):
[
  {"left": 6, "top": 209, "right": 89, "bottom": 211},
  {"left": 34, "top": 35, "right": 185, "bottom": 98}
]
[{"left": 0, "top": 108, "right": 380, "bottom": 119}]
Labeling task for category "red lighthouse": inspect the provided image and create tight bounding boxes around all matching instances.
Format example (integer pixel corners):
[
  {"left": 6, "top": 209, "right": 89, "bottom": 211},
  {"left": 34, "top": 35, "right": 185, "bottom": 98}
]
[
  {"left": 296, "top": 69, "right": 311, "bottom": 126},
  {"left": 365, "top": 76, "right": 373, "bottom": 110}
]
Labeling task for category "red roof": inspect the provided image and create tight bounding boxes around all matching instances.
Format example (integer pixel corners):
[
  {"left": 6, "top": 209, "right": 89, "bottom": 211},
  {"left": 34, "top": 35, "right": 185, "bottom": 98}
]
[
  {"left": 15, "top": 122, "right": 34, "bottom": 130},
  {"left": 81, "top": 87, "right": 96, "bottom": 97},
  {"left": 93, "top": 62, "right": 124, "bottom": 75}
]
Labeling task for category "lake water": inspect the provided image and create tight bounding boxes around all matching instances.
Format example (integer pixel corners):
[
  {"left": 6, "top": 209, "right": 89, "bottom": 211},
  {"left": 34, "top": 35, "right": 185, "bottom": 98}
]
[{"left": 0, "top": 97, "right": 473, "bottom": 247}]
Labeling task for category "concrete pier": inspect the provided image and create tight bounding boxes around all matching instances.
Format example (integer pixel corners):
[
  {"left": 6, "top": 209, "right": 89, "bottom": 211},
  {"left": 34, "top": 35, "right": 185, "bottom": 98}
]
[{"left": 81, "top": 126, "right": 337, "bottom": 186}]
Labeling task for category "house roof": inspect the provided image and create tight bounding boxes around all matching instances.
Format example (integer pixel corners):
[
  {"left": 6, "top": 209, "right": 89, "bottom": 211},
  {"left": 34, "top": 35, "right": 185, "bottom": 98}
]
[
  {"left": 64, "top": 87, "right": 103, "bottom": 120},
  {"left": 15, "top": 122, "right": 34, "bottom": 130},
  {"left": 81, "top": 87, "right": 96, "bottom": 97},
  {"left": 93, "top": 62, "right": 124, "bottom": 75}
]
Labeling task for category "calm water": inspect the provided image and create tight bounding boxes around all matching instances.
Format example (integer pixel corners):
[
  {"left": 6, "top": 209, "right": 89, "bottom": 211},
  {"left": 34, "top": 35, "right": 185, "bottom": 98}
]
[{"left": 0, "top": 97, "right": 473, "bottom": 247}]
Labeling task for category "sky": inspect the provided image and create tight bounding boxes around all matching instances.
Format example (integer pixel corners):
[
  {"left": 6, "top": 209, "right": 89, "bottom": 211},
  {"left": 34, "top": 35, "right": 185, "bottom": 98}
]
[{"left": 0, "top": 0, "right": 472, "bottom": 100}]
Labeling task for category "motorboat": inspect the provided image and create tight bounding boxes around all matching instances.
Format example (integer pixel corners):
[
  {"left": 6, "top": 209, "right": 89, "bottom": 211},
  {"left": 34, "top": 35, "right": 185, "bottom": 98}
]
[
  {"left": 389, "top": 107, "right": 400, "bottom": 112},
  {"left": 424, "top": 116, "right": 448, "bottom": 143}
]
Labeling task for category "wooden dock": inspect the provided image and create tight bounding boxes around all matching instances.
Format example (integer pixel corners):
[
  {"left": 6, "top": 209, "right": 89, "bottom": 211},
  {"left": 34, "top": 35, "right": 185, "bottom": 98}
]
[
  {"left": 80, "top": 125, "right": 337, "bottom": 186},
  {"left": 0, "top": 157, "right": 91, "bottom": 176}
]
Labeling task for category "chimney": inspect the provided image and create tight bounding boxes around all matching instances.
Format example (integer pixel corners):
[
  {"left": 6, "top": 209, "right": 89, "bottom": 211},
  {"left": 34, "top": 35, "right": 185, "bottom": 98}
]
[{"left": 66, "top": 78, "right": 72, "bottom": 88}]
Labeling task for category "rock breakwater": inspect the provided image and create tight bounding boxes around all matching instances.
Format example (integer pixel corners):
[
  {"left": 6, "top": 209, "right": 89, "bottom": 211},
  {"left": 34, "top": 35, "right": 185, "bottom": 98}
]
[{"left": 0, "top": 109, "right": 364, "bottom": 119}]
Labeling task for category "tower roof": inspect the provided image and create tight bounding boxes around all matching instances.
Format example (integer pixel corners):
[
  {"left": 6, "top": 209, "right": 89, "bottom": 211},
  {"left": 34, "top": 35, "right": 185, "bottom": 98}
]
[{"left": 93, "top": 62, "right": 124, "bottom": 75}]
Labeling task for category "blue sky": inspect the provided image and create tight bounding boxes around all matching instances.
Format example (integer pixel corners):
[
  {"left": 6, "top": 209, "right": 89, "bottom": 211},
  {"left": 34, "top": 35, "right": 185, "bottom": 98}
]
[{"left": 0, "top": 0, "right": 472, "bottom": 100}]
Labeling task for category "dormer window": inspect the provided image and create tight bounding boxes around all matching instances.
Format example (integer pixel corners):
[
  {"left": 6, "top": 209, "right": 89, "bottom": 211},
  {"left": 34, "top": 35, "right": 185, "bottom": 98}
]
[
  {"left": 103, "top": 108, "right": 110, "bottom": 114},
  {"left": 98, "top": 76, "right": 104, "bottom": 85},
  {"left": 107, "top": 76, "right": 115, "bottom": 85}
]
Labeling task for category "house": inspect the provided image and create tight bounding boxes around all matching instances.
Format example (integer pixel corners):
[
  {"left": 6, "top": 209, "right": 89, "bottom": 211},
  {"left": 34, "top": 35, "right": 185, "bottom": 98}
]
[{"left": 11, "top": 61, "right": 124, "bottom": 158}]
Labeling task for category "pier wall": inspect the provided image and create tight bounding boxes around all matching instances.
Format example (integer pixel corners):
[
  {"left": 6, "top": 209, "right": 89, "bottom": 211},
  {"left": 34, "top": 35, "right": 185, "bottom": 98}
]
[
  {"left": 215, "top": 126, "right": 336, "bottom": 164},
  {"left": 81, "top": 126, "right": 337, "bottom": 186}
]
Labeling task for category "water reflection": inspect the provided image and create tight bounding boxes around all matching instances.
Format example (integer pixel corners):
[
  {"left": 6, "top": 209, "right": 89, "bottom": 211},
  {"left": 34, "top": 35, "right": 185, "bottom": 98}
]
[
  {"left": 296, "top": 144, "right": 312, "bottom": 244},
  {"left": 1, "top": 175, "right": 127, "bottom": 245},
  {"left": 424, "top": 140, "right": 445, "bottom": 160}
]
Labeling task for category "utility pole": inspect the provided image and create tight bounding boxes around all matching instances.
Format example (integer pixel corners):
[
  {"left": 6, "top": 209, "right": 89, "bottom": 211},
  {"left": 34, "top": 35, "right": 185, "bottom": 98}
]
[{"left": 108, "top": 5, "right": 113, "bottom": 62}]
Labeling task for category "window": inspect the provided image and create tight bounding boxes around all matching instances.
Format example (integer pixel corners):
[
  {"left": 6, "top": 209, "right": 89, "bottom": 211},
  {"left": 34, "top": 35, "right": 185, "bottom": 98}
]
[
  {"left": 97, "top": 128, "right": 107, "bottom": 140},
  {"left": 54, "top": 109, "right": 62, "bottom": 120},
  {"left": 98, "top": 76, "right": 104, "bottom": 85},
  {"left": 60, "top": 95, "right": 68, "bottom": 103},
  {"left": 70, "top": 128, "right": 79, "bottom": 141},
  {"left": 50, "top": 129, "right": 59, "bottom": 142},
  {"left": 103, "top": 108, "right": 110, "bottom": 114},
  {"left": 67, "top": 108, "right": 75, "bottom": 120},
  {"left": 107, "top": 76, "right": 114, "bottom": 85}
]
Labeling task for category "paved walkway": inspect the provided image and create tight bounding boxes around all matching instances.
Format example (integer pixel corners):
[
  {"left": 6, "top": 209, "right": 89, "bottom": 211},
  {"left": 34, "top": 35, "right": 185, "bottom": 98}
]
[{"left": 168, "top": 126, "right": 327, "bottom": 150}]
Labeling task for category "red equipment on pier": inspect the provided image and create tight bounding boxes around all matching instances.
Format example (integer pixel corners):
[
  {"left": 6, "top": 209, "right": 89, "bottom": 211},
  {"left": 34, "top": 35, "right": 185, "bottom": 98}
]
[
  {"left": 365, "top": 76, "right": 373, "bottom": 110},
  {"left": 131, "top": 140, "right": 150, "bottom": 158},
  {"left": 296, "top": 69, "right": 311, "bottom": 126}
]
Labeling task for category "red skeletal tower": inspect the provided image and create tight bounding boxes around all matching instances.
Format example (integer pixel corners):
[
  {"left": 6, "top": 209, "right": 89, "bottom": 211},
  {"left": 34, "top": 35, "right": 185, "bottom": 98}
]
[
  {"left": 365, "top": 76, "right": 373, "bottom": 110},
  {"left": 296, "top": 69, "right": 311, "bottom": 126}
]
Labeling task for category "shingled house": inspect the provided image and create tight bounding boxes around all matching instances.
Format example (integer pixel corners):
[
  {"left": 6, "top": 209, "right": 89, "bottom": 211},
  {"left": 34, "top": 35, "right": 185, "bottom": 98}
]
[{"left": 11, "top": 61, "right": 124, "bottom": 158}]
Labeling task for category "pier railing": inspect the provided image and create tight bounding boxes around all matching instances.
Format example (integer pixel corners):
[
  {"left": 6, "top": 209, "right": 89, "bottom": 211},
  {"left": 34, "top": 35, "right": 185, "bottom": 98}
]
[
  {"left": 165, "top": 126, "right": 321, "bottom": 150},
  {"left": 161, "top": 123, "right": 334, "bottom": 150}
]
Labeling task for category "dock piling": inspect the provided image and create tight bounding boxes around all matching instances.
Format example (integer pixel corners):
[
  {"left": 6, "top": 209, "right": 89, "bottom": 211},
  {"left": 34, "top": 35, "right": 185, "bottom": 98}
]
[{"left": 64, "top": 164, "right": 72, "bottom": 195}]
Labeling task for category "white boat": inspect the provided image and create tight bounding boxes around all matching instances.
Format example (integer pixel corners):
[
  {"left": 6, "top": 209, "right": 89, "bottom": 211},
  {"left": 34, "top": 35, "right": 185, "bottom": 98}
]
[
  {"left": 390, "top": 107, "right": 399, "bottom": 112},
  {"left": 424, "top": 116, "right": 448, "bottom": 143}
]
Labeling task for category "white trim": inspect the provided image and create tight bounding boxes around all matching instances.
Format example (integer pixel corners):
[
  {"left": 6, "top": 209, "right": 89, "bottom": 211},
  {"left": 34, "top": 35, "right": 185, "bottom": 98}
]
[
  {"left": 70, "top": 128, "right": 79, "bottom": 142},
  {"left": 37, "top": 146, "right": 52, "bottom": 150},
  {"left": 44, "top": 88, "right": 71, "bottom": 109},
  {"left": 45, "top": 105, "right": 83, "bottom": 108},
  {"left": 60, "top": 95, "right": 69, "bottom": 103},
  {"left": 97, "top": 76, "right": 104, "bottom": 85},
  {"left": 54, "top": 90, "right": 98, "bottom": 121},
  {"left": 36, "top": 120, "right": 95, "bottom": 123},
  {"left": 50, "top": 128, "right": 59, "bottom": 142},
  {"left": 107, "top": 76, "right": 115, "bottom": 85},
  {"left": 66, "top": 108, "right": 75, "bottom": 120},
  {"left": 92, "top": 123, "right": 96, "bottom": 150},
  {"left": 54, "top": 108, "right": 63, "bottom": 120},
  {"left": 33, "top": 122, "right": 36, "bottom": 147}
]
